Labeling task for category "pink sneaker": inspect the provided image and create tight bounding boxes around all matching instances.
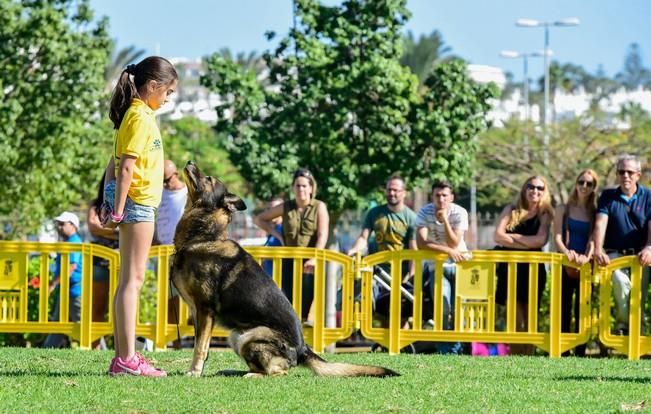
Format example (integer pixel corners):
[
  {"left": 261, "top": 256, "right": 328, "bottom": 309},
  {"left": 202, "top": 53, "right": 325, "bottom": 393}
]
[
  {"left": 108, "top": 357, "right": 119, "bottom": 375},
  {"left": 110, "top": 353, "right": 167, "bottom": 377}
]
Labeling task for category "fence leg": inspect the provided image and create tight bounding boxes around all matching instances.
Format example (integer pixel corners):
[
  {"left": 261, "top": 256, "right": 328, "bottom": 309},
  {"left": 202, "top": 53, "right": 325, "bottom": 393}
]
[
  {"left": 79, "top": 247, "right": 93, "bottom": 349},
  {"left": 549, "top": 258, "right": 562, "bottom": 358},
  {"left": 155, "top": 250, "right": 170, "bottom": 351},
  {"left": 628, "top": 262, "right": 642, "bottom": 360}
]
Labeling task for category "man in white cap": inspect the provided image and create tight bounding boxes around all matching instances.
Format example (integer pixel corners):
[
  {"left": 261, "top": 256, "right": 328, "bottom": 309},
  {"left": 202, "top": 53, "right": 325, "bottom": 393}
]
[{"left": 43, "top": 211, "right": 83, "bottom": 348}]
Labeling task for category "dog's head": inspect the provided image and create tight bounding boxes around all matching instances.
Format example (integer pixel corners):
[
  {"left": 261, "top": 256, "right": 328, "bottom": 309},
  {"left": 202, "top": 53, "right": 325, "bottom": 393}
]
[{"left": 183, "top": 161, "right": 246, "bottom": 216}]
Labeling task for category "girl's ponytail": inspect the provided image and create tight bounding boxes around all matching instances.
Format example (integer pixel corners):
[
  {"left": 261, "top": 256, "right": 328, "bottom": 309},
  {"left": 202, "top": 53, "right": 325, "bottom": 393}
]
[
  {"left": 108, "top": 57, "right": 178, "bottom": 130},
  {"left": 109, "top": 67, "right": 139, "bottom": 130}
]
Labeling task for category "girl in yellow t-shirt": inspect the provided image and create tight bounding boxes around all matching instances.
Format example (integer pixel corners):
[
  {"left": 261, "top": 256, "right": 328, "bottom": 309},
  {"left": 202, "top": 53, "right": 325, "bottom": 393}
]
[{"left": 102, "top": 56, "right": 177, "bottom": 377}]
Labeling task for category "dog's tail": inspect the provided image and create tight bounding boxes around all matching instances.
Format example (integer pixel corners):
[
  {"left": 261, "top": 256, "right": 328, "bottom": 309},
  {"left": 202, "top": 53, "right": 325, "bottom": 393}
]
[{"left": 300, "top": 347, "right": 399, "bottom": 377}]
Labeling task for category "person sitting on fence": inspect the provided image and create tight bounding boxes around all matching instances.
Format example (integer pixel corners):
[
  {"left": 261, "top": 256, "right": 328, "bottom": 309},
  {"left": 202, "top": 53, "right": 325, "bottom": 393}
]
[
  {"left": 593, "top": 155, "right": 651, "bottom": 336},
  {"left": 347, "top": 175, "right": 417, "bottom": 305},
  {"left": 494, "top": 176, "right": 554, "bottom": 355},
  {"left": 553, "top": 169, "right": 599, "bottom": 356},
  {"left": 43, "top": 212, "right": 83, "bottom": 348}
]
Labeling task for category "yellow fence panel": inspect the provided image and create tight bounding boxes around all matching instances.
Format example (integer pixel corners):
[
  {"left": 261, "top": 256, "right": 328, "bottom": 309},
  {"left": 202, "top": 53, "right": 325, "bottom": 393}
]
[
  {"left": 1, "top": 241, "right": 648, "bottom": 360},
  {"left": 596, "top": 255, "right": 651, "bottom": 360},
  {"left": 358, "top": 250, "right": 592, "bottom": 357}
]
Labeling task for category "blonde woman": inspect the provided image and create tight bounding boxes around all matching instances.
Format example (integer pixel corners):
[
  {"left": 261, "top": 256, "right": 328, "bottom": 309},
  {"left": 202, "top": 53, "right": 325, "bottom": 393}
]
[
  {"left": 553, "top": 169, "right": 598, "bottom": 356},
  {"left": 494, "top": 176, "right": 555, "bottom": 339}
]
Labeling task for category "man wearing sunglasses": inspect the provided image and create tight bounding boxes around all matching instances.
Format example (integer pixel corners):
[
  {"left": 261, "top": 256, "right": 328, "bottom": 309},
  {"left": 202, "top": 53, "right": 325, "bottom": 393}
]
[{"left": 593, "top": 154, "right": 651, "bottom": 335}]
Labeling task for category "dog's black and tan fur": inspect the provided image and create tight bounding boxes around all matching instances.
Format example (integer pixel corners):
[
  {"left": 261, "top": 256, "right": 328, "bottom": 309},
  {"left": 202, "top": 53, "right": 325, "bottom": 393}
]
[{"left": 171, "top": 161, "right": 398, "bottom": 378}]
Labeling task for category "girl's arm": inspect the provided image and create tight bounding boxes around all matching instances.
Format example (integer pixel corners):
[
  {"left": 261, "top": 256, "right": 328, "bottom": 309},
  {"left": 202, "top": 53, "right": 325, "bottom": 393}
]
[
  {"left": 113, "top": 155, "right": 136, "bottom": 217},
  {"left": 104, "top": 156, "right": 116, "bottom": 183}
]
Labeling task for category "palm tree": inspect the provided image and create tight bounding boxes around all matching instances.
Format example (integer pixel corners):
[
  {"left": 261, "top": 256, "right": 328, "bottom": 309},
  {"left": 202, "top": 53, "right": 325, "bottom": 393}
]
[
  {"left": 218, "top": 48, "right": 266, "bottom": 77},
  {"left": 104, "top": 40, "right": 145, "bottom": 90},
  {"left": 400, "top": 30, "right": 456, "bottom": 83}
]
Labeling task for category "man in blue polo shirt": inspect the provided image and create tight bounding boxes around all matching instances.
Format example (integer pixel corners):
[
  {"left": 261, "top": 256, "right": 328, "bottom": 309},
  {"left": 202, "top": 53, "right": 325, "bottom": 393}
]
[
  {"left": 43, "top": 211, "right": 83, "bottom": 348},
  {"left": 593, "top": 155, "right": 651, "bottom": 334}
]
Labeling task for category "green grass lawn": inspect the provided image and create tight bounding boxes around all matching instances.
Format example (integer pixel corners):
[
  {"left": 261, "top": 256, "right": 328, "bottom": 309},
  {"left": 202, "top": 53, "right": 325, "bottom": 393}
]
[{"left": 1, "top": 347, "right": 650, "bottom": 413}]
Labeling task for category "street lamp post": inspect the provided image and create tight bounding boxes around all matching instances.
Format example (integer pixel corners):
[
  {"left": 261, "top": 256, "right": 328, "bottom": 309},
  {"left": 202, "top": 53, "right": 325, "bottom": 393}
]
[
  {"left": 499, "top": 50, "right": 549, "bottom": 162},
  {"left": 499, "top": 50, "right": 549, "bottom": 122},
  {"left": 515, "top": 17, "right": 579, "bottom": 166}
]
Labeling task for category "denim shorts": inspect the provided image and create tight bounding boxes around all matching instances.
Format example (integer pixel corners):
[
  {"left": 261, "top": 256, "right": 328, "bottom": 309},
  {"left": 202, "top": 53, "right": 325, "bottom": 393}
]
[{"left": 103, "top": 180, "right": 156, "bottom": 223}]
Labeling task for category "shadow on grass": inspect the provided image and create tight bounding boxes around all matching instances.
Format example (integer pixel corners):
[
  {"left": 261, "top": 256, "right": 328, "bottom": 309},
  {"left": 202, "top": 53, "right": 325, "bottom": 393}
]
[
  {"left": 0, "top": 369, "right": 107, "bottom": 377},
  {"left": 0, "top": 368, "right": 252, "bottom": 378},
  {"left": 556, "top": 375, "right": 651, "bottom": 384},
  {"left": 212, "top": 369, "right": 250, "bottom": 377}
]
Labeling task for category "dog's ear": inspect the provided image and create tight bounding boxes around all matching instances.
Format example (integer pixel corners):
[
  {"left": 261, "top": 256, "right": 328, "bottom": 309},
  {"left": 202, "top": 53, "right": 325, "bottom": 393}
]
[
  {"left": 224, "top": 193, "right": 247, "bottom": 212},
  {"left": 207, "top": 176, "right": 225, "bottom": 200}
]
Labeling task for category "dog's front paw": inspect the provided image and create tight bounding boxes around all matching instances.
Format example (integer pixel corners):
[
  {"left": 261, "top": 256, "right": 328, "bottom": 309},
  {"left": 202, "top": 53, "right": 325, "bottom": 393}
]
[
  {"left": 243, "top": 372, "right": 264, "bottom": 378},
  {"left": 186, "top": 369, "right": 203, "bottom": 378}
]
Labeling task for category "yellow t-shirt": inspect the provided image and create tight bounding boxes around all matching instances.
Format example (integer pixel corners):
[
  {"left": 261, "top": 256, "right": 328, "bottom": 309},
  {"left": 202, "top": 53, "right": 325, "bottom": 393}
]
[{"left": 113, "top": 99, "right": 164, "bottom": 207}]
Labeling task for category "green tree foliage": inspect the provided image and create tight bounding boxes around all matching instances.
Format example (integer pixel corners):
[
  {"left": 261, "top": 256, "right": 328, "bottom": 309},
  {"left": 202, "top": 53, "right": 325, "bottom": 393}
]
[
  {"left": 0, "top": 0, "right": 111, "bottom": 238},
  {"left": 201, "top": 0, "right": 495, "bottom": 221},
  {"left": 217, "top": 47, "right": 265, "bottom": 77},
  {"left": 159, "top": 117, "right": 246, "bottom": 195},
  {"left": 475, "top": 111, "right": 651, "bottom": 210},
  {"left": 400, "top": 30, "right": 455, "bottom": 83}
]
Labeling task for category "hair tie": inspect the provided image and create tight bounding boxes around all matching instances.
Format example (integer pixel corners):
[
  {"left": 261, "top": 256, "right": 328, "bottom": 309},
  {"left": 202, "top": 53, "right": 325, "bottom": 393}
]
[{"left": 125, "top": 64, "right": 136, "bottom": 75}]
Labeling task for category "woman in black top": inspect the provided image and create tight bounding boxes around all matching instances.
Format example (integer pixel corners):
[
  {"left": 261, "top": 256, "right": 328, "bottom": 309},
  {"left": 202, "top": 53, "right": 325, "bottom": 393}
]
[{"left": 494, "top": 176, "right": 554, "bottom": 352}]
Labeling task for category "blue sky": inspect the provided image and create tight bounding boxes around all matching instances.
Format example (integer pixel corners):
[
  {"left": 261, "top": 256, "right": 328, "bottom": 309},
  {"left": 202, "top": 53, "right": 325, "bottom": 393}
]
[{"left": 91, "top": 0, "right": 650, "bottom": 86}]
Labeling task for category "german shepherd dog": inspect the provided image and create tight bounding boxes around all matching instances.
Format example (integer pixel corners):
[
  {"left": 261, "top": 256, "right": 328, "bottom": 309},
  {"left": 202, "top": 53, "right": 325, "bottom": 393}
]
[{"left": 171, "top": 161, "right": 398, "bottom": 378}]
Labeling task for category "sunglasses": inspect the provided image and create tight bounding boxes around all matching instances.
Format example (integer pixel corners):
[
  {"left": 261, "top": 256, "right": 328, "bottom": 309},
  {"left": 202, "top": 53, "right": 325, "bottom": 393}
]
[
  {"left": 577, "top": 179, "right": 595, "bottom": 188},
  {"left": 617, "top": 169, "right": 638, "bottom": 177},
  {"left": 526, "top": 183, "right": 545, "bottom": 192}
]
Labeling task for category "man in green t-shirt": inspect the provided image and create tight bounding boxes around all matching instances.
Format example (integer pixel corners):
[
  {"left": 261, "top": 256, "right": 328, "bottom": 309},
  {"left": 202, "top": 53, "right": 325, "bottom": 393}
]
[{"left": 347, "top": 175, "right": 417, "bottom": 276}]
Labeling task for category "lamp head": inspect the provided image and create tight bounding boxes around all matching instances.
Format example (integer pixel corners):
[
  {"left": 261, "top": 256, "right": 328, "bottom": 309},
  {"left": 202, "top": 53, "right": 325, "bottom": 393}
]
[
  {"left": 499, "top": 50, "right": 520, "bottom": 58},
  {"left": 554, "top": 17, "right": 580, "bottom": 26},
  {"left": 516, "top": 18, "right": 541, "bottom": 27}
]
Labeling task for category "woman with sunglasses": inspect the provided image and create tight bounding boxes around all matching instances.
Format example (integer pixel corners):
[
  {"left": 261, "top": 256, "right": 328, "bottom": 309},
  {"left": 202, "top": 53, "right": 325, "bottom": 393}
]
[
  {"left": 494, "top": 176, "right": 554, "bottom": 354},
  {"left": 254, "top": 168, "right": 330, "bottom": 321},
  {"left": 553, "top": 169, "right": 599, "bottom": 356}
]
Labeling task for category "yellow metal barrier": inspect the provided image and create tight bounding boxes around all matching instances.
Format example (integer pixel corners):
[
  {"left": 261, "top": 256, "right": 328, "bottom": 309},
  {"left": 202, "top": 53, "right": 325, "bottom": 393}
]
[
  {"left": 596, "top": 255, "right": 651, "bottom": 360},
  {"left": 0, "top": 241, "right": 646, "bottom": 360},
  {"left": 146, "top": 246, "right": 356, "bottom": 352},
  {"left": 0, "top": 241, "right": 118, "bottom": 348},
  {"left": 358, "top": 250, "right": 592, "bottom": 357},
  {"left": 147, "top": 245, "right": 356, "bottom": 352}
]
